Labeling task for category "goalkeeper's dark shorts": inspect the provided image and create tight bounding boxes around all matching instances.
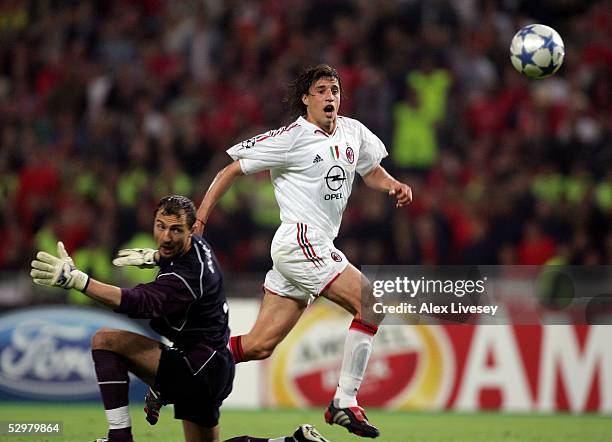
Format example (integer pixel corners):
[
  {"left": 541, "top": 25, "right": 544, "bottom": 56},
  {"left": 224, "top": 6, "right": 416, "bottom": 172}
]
[{"left": 155, "top": 342, "right": 235, "bottom": 428}]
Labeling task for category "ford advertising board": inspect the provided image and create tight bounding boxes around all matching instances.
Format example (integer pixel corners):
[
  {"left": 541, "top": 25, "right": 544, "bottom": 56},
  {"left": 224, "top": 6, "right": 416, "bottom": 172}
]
[{"left": 0, "top": 305, "right": 151, "bottom": 401}]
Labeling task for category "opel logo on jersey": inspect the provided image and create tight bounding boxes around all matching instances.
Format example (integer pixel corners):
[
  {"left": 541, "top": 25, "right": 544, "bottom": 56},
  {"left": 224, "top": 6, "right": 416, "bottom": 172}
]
[
  {"left": 325, "top": 166, "right": 346, "bottom": 191},
  {"left": 346, "top": 146, "right": 354, "bottom": 164}
]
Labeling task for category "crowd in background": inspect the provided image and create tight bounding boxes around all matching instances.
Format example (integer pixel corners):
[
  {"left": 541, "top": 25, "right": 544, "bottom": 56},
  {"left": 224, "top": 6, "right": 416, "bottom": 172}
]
[{"left": 1, "top": 0, "right": 610, "bottom": 291}]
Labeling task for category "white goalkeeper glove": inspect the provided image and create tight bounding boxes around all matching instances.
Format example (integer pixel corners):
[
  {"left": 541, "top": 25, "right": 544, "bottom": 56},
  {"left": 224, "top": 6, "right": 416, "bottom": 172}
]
[
  {"left": 30, "top": 241, "right": 89, "bottom": 291},
  {"left": 112, "top": 248, "right": 157, "bottom": 268}
]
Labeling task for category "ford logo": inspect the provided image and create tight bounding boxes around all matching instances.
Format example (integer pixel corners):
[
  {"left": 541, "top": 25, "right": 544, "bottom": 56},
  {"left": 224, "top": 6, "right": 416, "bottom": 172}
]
[{"left": 0, "top": 305, "right": 150, "bottom": 401}]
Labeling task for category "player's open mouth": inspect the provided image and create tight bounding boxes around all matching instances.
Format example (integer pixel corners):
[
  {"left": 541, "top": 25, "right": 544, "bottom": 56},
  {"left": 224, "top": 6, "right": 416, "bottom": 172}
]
[
  {"left": 160, "top": 245, "right": 174, "bottom": 254},
  {"left": 324, "top": 105, "right": 334, "bottom": 115}
]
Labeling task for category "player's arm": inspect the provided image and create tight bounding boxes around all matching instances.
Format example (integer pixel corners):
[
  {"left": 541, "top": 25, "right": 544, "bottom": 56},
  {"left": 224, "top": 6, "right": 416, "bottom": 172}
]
[
  {"left": 363, "top": 165, "right": 413, "bottom": 208},
  {"left": 193, "top": 160, "right": 244, "bottom": 235},
  {"left": 83, "top": 279, "right": 122, "bottom": 309},
  {"left": 31, "top": 242, "right": 193, "bottom": 315},
  {"left": 83, "top": 277, "right": 193, "bottom": 317}
]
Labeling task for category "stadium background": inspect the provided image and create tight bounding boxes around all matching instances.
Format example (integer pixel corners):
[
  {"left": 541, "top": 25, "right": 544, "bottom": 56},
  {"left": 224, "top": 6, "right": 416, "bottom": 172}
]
[{"left": 0, "top": 0, "right": 611, "bottom": 441}]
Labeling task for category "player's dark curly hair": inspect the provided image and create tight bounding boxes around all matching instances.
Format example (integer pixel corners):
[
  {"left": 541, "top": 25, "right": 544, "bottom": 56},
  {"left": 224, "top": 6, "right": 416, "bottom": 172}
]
[
  {"left": 285, "top": 64, "right": 342, "bottom": 119},
  {"left": 155, "top": 195, "right": 196, "bottom": 228}
]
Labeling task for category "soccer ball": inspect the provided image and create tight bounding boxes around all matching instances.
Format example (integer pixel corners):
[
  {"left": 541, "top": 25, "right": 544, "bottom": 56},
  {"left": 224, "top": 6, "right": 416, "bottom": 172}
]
[{"left": 510, "top": 24, "right": 565, "bottom": 79}]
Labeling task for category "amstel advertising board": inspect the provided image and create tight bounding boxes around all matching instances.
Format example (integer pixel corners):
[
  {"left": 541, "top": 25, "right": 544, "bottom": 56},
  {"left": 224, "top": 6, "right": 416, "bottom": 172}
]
[{"left": 264, "top": 302, "right": 612, "bottom": 413}]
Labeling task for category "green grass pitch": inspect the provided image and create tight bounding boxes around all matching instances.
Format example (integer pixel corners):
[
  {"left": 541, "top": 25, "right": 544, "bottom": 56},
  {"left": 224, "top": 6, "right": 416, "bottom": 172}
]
[{"left": 1, "top": 403, "right": 611, "bottom": 442}]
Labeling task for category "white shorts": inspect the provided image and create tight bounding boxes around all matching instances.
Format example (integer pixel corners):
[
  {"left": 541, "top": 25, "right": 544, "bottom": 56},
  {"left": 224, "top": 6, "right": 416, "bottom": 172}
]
[{"left": 264, "top": 223, "right": 350, "bottom": 302}]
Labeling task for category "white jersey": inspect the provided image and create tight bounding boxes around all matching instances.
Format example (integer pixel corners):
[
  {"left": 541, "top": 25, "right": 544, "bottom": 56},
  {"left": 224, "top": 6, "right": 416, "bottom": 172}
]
[{"left": 227, "top": 116, "right": 388, "bottom": 239}]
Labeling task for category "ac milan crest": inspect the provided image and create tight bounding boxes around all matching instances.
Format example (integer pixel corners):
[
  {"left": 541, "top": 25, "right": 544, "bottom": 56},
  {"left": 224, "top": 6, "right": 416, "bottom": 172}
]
[
  {"left": 346, "top": 146, "right": 354, "bottom": 164},
  {"left": 331, "top": 251, "right": 342, "bottom": 262}
]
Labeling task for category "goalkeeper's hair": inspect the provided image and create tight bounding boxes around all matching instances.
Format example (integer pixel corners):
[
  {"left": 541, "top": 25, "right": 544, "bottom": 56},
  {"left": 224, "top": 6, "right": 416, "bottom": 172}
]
[
  {"left": 155, "top": 195, "right": 196, "bottom": 228},
  {"left": 285, "top": 64, "right": 342, "bottom": 119}
]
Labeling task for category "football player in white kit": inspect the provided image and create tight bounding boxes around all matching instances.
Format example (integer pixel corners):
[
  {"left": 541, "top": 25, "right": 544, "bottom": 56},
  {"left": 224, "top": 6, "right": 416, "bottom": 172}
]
[{"left": 194, "top": 65, "right": 412, "bottom": 438}]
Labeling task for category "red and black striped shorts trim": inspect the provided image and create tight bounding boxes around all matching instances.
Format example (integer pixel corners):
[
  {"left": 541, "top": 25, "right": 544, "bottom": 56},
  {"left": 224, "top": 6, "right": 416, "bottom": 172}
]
[{"left": 296, "top": 223, "right": 324, "bottom": 268}]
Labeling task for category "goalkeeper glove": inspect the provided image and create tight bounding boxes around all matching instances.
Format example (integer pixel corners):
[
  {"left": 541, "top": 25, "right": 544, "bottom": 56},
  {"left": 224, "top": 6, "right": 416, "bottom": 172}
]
[
  {"left": 112, "top": 248, "right": 157, "bottom": 268},
  {"left": 30, "top": 241, "right": 89, "bottom": 291}
]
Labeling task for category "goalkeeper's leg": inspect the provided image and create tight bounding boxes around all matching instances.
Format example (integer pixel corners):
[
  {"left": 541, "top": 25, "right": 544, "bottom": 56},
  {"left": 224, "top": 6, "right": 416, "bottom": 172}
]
[{"left": 91, "top": 329, "right": 162, "bottom": 442}]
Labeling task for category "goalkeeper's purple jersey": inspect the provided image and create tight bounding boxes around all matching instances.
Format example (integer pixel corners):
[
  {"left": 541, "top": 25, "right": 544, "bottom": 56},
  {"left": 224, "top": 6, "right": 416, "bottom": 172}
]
[{"left": 116, "top": 235, "right": 229, "bottom": 350}]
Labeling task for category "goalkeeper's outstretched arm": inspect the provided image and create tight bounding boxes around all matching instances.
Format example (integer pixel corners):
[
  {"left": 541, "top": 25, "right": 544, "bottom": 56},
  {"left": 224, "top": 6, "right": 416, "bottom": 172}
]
[
  {"left": 82, "top": 279, "right": 122, "bottom": 309},
  {"left": 31, "top": 242, "right": 194, "bottom": 313}
]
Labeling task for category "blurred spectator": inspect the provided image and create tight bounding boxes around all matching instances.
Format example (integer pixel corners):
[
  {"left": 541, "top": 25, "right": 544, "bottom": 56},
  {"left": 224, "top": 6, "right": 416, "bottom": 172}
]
[
  {"left": 68, "top": 219, "right": 117, "bottom": 305},
  {"left": 0, "top": 0, "right": 610, "bottom": 284},
  {"left": 392, "top": 85, "right": 439, "bottom": 170},
  {"left": 517, "top": 220, "right": 557, "bottom": 265}
]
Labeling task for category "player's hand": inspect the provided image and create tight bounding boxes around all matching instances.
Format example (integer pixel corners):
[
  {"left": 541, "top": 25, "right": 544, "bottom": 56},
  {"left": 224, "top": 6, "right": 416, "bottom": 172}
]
[
  {"left": 112, "top": 248, "right": 157, "bottom": 268},
  {"left": 389, "top": 182, "right": 413, "bottom": 208},
  {"left": 30, "top": 241, "right": 89, "bottom": 291}
]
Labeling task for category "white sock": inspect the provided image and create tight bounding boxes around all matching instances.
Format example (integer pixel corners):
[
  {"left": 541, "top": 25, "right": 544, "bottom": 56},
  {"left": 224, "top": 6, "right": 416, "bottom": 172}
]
[
  {"left": 334, "top": 323, "right": 375, "bottom": 408},
  {"left": 105, "top": 405, "right": 131, "bottom": 429}
]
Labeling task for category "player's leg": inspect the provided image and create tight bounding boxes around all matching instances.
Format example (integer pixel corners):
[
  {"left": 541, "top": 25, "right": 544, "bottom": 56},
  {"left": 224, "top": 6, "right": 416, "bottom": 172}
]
[
  {"left": 322, "top": 263, "right": 382, "bottom": 324},
  {"left": 230, "top": 289, "right": 307, "bottom": 362},
  {"left": 323, "top": 265, "right": 383, "bottom": 407},
  {"left": 90, "top": 328, "right": 162, "bottom": 442},
  {"left": 92, "top": 328, "right": 162, "bottom": 383},
  {"left": 182, "top": 420, "right": 220, "bottom": 442},
  {"left": 321, "top": 264, "right": 382, "bottom": 438},
  {"left": 230, "top": 223, "right": 313, "bottom": 363}
]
